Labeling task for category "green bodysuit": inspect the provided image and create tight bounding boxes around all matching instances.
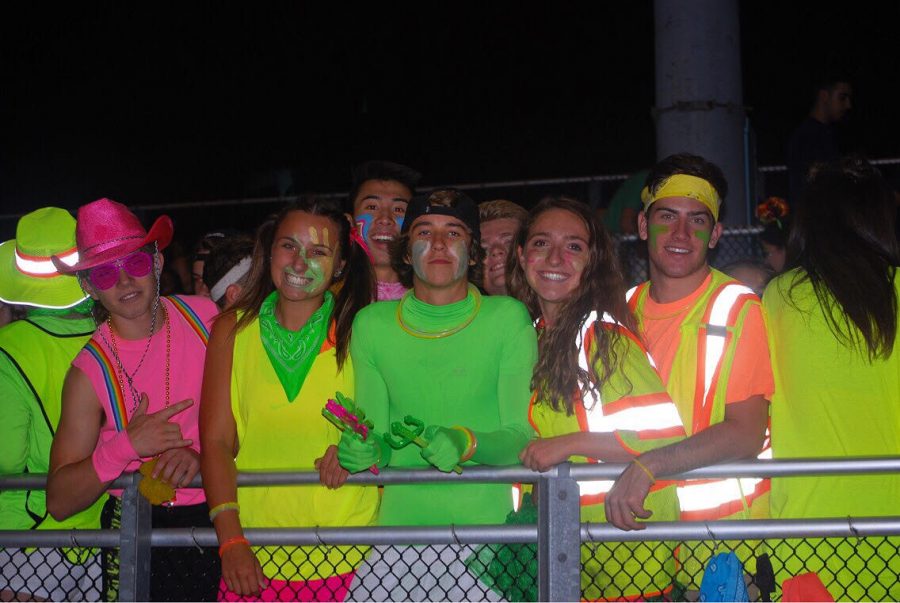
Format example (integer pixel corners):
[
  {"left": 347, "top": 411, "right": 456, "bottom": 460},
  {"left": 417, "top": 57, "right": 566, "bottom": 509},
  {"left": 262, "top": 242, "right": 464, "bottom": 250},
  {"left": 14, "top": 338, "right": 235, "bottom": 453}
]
[{"left": 350, "top": 290, "right": 537, "bottom": 526}]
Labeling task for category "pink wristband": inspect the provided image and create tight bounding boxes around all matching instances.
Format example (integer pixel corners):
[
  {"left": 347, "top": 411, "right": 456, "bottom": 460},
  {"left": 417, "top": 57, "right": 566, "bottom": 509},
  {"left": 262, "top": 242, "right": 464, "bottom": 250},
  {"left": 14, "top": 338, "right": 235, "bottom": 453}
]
[{"left": 91, "top": 431, "right": 140, "bottom": 483}]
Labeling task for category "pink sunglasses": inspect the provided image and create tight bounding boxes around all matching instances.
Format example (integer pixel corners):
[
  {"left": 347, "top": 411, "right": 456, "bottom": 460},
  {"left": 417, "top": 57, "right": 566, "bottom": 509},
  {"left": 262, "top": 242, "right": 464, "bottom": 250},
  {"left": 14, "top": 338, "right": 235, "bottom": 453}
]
[{"left": 87, "top": 251, "right": 154, "bottom": 290}]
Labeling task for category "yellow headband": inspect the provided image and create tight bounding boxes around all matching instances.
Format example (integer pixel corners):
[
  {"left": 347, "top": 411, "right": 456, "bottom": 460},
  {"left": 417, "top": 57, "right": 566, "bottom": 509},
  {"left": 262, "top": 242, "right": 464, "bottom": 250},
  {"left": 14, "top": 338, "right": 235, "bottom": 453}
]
[{"left": 641, "top": 174, "right": 721, "bottom": 221}]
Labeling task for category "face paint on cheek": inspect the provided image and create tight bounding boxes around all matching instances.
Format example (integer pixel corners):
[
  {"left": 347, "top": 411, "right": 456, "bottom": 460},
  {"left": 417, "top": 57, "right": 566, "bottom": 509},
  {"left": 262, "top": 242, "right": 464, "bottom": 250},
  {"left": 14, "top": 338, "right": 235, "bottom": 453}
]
[
  {"left": 395, "top": 216, "right": 404, "bottom": 230},
  {"left": 300, "top": 257, "right": 331, "bottom": 292},
  {"left": 648, "top": 224, "right": 669, "bottom": 247},
  {"left": 694, "top": 228, "right": 711, "bottom": 245},
  {"left": 355, "top": 214, "right": 374, "bottom": 242},
  {"left": 410, "top": 240, "right": 430, "bottom": 280},
  {"left": 448, "top": 241, "right": 469, "bottom": 280}
]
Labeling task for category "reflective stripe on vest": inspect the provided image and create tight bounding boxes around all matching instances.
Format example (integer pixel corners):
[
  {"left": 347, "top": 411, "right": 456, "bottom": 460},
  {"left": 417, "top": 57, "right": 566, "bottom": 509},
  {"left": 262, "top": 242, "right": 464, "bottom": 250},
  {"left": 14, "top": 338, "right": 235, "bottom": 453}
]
[
  {"left": 677, "top": 282, "right": 763, "bottom": 519},
  {"left": 574, "top": 311, "right": 683, "bottom": 498},
  {"left": 677, "top": 447, "right": 771, "bottom": 520}
]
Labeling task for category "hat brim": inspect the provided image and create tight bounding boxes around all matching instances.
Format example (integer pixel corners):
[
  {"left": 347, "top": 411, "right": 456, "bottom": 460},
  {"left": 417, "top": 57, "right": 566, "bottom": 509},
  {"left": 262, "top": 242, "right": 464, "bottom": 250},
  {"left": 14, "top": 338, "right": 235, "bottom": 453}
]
[
  {"left": 0, "top": 240, "right": 89, "bottom": 309},
  {"left": 52, "top": 215, "right": 173, "bottom": 274}
]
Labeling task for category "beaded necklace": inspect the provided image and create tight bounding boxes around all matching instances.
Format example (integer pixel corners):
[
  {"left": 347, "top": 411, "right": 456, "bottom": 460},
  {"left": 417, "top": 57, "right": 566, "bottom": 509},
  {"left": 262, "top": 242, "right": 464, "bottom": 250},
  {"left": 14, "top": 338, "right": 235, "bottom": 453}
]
[{"left": 100, "top": 300, "right": 171, "bottom": 411}]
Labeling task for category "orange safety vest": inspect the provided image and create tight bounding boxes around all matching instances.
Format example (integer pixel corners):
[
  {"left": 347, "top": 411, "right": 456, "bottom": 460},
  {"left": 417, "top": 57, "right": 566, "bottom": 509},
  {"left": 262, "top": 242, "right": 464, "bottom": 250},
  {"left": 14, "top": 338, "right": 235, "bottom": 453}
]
[{"left": 627, "top": 272, "right": 770, "bottom": 521}]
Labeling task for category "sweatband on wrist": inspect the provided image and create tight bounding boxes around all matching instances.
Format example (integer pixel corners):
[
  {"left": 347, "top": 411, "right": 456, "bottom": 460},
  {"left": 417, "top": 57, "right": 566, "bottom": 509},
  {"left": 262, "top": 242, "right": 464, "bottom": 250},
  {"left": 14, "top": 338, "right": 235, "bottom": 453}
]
[
  {"left": 209, "top": 501, "right": 241, "bottom": 522},
  {"left": 91, "top": 431, "right": 140, "bottom": 483}
]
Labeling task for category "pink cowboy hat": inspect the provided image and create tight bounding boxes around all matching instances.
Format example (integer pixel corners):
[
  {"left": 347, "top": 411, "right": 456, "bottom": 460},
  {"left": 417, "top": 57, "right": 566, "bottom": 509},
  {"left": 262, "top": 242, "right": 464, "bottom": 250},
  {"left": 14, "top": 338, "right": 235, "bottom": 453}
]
[{"left": 51, "top": 198, "right": 173, "bottom": 274}]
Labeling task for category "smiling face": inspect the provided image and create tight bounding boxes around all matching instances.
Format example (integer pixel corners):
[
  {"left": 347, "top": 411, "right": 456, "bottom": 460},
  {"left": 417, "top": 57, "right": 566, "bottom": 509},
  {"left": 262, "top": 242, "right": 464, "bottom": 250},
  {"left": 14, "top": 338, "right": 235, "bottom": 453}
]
[
  {"left": 353, "top": 179, "right": 412, "bottom": 272},
  {"left": 270, "top": 211, "right": 344, "bottom": 306},
  {"left": 638, "top": 196, "right": 723, "bottom": 293},
  {"left": 407, "top": 213, "right": 474, "bottom": 303},
  {"left": 82, "top": 249, "right": 162, "bottom": 326},
  {"left": 517, "top": 208, "right": 590, "bottom": 324},
  {"left": 480, "top": 217, "right": 520, "bottom": 295}
]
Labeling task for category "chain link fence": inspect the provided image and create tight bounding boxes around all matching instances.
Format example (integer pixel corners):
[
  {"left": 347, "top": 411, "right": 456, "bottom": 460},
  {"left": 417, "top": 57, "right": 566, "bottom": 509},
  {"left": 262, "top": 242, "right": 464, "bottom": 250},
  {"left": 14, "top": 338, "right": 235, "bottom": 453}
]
[{"left": 2, "top": 460, "right": 899, "bottom": 602}]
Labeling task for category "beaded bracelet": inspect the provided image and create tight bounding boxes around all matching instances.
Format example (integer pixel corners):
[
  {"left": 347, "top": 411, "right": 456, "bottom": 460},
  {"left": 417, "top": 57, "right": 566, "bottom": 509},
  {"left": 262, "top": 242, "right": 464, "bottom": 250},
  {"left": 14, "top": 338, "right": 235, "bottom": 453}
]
[
  {"left": 452, "top": 426, "right": 478, "bottom": 462},
  {"left": 209, "top": 501, "right": 241, "bottom": 522},
  {"left": 218, "top": 536, "right": 250, "bottom": 558},
  {"left": 631, "top": 457, "right": 657, "bottom": 485}
]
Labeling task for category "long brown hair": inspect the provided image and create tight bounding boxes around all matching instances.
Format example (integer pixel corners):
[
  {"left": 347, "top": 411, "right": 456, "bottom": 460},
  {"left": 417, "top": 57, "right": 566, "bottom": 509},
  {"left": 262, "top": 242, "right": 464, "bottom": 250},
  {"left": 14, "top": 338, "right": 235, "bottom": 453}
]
[
  {"left": 507, "top": 197, "right": 635, "bottom": 414},
  {"left": 787, "top": 157, "right": 899, "bottom": 360},
  {"left": 232, "top": 196, "right": 374, "bottom": 368}
]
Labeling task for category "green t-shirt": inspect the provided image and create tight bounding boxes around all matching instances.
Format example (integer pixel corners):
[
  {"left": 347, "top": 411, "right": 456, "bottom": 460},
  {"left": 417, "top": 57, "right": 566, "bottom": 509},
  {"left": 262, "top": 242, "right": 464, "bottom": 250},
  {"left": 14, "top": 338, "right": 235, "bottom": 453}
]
[{"left": 350, "top": 291, "right": 537, "bottom": 526}]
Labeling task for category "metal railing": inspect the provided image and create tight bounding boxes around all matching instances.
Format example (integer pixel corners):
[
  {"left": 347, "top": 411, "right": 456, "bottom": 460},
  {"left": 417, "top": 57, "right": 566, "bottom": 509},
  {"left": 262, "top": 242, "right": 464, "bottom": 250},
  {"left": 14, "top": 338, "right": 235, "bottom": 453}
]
[{"left": 2, "top": 457, "right": 900, "bottom": 601}]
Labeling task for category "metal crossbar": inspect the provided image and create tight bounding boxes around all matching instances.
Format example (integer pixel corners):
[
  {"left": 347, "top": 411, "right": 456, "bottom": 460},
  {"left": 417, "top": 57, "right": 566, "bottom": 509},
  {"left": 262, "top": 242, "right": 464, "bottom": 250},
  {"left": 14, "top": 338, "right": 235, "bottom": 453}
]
[{"left": 1, "top": 457, "right": 899, "bottom": 602}]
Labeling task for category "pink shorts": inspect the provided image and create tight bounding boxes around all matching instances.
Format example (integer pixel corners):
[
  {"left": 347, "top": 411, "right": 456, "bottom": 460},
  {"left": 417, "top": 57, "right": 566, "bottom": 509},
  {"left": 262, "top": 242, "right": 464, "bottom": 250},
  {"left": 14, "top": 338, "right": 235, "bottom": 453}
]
[{"left": 218, "top": 573, "right": 355, "bottom": 602}]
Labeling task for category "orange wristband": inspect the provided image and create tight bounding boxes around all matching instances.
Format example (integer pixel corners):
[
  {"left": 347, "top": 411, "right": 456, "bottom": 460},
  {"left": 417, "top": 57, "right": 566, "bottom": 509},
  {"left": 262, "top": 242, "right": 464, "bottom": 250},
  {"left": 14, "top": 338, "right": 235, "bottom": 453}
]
[{"left": 218, "top": 536, "right": 250, "bottom": 558}]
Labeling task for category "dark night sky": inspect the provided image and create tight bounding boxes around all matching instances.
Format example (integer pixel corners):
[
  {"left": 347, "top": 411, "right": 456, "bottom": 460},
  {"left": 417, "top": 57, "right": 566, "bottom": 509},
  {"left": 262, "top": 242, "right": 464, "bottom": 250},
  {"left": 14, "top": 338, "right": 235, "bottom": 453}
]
[{"left": 3, "top": 2, "right": 899, "bottom": 226}]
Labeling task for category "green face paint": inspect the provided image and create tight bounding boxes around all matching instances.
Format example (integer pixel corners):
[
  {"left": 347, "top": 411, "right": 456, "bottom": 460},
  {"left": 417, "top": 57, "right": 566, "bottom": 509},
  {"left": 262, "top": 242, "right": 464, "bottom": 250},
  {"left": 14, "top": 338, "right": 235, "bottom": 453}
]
[
  {"left": 694, "top": 228, "right": 711, "bottom": 245},
  {"left": 648, "top": 224, "right": 669, "bottom": 247},
  {"left": 279, "top": 237, "right": 332, "bottom": 293}
]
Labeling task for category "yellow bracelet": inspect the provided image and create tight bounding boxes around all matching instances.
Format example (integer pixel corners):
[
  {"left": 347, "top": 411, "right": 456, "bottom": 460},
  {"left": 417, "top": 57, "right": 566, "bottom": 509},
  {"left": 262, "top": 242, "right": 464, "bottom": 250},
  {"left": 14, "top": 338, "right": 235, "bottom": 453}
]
[
  {"left": 631, "top": 458, "right": 656, "bottom": 485},
  {"left": 452, "top": 426, "right": 478, "bottom": 462},
  {"left": 209, "top": 501, "right": 240, "bottom": 522}
]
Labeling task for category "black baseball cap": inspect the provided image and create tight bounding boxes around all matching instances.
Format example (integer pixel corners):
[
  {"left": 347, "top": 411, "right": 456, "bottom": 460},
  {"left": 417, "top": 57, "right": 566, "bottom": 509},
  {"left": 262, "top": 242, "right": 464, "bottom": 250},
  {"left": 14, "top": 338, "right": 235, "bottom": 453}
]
[{"left": 401, "top": 189, "right": 480, "bottom": 243}]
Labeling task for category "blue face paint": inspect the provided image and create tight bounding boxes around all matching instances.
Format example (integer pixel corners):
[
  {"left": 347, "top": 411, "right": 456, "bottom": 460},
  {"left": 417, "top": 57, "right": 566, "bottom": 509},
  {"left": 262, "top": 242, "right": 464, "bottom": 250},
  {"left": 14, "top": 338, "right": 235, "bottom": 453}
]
[
  {"left": 395, "top": 215, "right": 404, "bottom": 230},
  {"left": 355, "top": 214, "right": 374, "bottom": 242}
]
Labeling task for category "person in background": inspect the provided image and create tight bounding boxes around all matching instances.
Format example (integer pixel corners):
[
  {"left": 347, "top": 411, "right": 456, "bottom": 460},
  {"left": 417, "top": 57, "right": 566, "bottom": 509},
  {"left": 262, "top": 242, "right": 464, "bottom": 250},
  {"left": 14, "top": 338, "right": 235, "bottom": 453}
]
[
  {"left": 786, "top": 74, "right": 852, "bottom": 203},
  {"left": 721, "top": 258, "right": 774, "bottom": 297},
  {"left": 47, "top": 198, "right": 220, "bottom": 601},
  {"left": 201, "top": 197, "right": 378, "bottom": 601},
  {"left": 191, "top": 230, "right": 236, "bottom": 297},
  {"left": 202, "top": 234, "right": 255, "bottom": 311},
  {"left": 507, "top": 197, "right": 686, "bottom": 599},
  {"left": 478, "top": 199, "right": 527, "bottom": 295},
  {"left": 0, "top": 208, "right": 107, "bottom": 601},
  {"left": 348, "top": 160, "right": 421, "bottom": 300},
  {"left": 764, "top": 157, "right": 900, "bottom": 601},
  {"left": 601, "top": 168, "right": 650, "bottom": 235}
]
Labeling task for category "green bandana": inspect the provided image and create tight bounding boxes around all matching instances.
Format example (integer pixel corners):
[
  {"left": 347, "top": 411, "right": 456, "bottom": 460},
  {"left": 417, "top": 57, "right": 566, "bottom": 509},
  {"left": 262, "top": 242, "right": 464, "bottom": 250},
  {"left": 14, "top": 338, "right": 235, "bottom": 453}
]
[{"left": 258, "top": 290, "right": 334, "bottom": 402}]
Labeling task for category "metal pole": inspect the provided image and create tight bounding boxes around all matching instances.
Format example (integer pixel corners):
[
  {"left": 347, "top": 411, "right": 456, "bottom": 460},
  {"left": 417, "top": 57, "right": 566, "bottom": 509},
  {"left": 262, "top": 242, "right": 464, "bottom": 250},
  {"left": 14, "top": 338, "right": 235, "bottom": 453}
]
[
  {"left": 538, "top": 463, "right": 581, "bottom": 602},
  {"left": 654, "top": 0, "right": 746, "bottom": 225},
  {"left": 117, "top": 474, "right": 152, "bottom": 602}
]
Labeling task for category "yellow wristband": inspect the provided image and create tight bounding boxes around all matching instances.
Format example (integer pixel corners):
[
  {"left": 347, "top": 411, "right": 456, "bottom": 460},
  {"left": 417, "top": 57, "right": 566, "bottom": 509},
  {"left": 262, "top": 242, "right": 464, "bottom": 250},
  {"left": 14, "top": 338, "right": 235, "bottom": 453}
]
[
  {"left": 209, "top": 501, "right": 240, "bottom": 522},
  {"left": 452, "top": 426, "right": 478, "bottom": 462},
  {"left": 631, "top": 458, "right": 656, "bottom": 485}
]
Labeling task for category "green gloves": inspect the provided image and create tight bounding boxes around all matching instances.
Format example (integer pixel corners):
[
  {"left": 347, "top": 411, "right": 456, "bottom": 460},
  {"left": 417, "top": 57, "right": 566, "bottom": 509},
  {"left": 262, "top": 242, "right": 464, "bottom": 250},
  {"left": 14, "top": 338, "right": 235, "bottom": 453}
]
[
  {"left": 421, "top": 426, "right": 470, "bottom": 472},
  {"left": 337, "top": 429, "right": 392, "bottom": 474}
]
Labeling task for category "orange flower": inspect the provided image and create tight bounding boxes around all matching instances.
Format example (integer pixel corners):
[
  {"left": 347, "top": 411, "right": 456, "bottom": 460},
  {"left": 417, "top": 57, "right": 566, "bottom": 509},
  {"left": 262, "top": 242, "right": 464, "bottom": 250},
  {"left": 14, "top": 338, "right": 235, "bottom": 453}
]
[{"left": 756, "top": 197, "right": 789, "bottom": 224}]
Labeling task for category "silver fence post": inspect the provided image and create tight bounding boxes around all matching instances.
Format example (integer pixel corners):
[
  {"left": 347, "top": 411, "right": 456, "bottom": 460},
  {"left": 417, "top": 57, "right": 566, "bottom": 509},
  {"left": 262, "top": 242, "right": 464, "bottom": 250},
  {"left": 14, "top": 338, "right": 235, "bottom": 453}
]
[
  {"left": 118, "top": 473, "right": 152, "bottom": 602},
  {"left": 538, "top": 463, "right": 581, "bottom": 602}
]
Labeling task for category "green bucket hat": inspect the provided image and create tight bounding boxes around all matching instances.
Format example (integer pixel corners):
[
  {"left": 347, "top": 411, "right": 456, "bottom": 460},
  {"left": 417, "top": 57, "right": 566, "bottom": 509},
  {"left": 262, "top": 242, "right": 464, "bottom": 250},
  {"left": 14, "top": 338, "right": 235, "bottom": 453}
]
[{"left": 0, "top": 207, "right": 89, "bottom": 309}]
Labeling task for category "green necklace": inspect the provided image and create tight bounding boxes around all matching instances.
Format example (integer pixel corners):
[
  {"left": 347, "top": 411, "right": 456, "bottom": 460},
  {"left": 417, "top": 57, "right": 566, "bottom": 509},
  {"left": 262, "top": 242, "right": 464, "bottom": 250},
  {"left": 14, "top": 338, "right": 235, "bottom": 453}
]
[{"left": 395, "top": 284, "right": 482, "bottom": 339}]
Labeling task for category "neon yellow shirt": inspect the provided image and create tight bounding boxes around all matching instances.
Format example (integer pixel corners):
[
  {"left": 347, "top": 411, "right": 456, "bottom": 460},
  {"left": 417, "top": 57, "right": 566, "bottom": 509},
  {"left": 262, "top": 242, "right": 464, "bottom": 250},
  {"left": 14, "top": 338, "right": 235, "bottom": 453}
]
[
  {"left": 231, "top": 316, "right": 378, "bottom": 580},
  {"left": 764, "top": 269, "right": 900, "bottom": 601}
]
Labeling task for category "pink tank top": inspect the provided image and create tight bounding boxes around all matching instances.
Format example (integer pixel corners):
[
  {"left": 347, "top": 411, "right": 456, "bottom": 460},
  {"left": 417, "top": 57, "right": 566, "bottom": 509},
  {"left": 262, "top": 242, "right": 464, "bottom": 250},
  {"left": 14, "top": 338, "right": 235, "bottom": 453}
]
[{"left": 73, "top": 295, "right": 217, "bottom": 505}]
